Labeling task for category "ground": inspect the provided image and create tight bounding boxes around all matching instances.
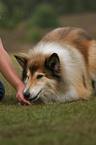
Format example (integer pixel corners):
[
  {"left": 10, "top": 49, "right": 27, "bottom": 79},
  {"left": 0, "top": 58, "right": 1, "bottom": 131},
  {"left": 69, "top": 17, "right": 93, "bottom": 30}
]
[{"left": 0, "top": 13, "right": 96, "bottom": 145}]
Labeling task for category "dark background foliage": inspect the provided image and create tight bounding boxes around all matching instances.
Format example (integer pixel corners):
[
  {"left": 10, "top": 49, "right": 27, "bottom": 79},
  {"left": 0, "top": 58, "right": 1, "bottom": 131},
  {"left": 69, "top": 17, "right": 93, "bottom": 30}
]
[{"left": 0, "top": 0, "right": 96, "bottom": 28}]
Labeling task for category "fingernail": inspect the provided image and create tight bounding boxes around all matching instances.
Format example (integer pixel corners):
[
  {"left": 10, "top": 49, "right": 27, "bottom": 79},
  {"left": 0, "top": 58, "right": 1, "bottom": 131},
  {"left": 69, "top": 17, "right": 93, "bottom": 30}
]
[{"left": 28, "top": 102, "right": 31, "bottom": 105}]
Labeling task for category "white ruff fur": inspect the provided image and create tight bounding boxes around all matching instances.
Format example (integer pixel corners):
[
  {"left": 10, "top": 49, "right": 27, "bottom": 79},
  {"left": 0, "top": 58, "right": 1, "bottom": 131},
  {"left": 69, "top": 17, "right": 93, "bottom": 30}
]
[{"left": 27, "top": 42, "right": 87, "bottom": 103}]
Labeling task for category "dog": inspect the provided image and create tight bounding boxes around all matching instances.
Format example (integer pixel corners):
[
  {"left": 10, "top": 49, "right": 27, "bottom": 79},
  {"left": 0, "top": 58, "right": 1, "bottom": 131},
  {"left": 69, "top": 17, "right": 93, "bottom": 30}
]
[{"left": 14, "top": 27, "right": 96, "bottom": 104}]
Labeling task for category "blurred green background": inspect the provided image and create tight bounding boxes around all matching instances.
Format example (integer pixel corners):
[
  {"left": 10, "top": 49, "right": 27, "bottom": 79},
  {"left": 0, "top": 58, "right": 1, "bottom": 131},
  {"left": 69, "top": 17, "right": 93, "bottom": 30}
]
[{"left": 0, "top": 0, "right": 96, "bottom": 52}]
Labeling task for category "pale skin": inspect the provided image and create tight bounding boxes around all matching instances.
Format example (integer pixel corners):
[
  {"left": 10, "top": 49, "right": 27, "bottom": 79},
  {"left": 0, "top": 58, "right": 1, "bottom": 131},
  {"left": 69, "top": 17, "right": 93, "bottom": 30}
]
[{"left": 0, "top": 38, "right": 31, "bottom": 105}]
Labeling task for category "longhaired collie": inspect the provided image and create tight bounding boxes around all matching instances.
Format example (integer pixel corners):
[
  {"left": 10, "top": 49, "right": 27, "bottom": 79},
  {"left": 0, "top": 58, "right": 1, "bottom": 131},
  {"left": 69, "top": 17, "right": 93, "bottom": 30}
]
[{"left": 15, "top": 27, "right": 96, "bottom": 104}]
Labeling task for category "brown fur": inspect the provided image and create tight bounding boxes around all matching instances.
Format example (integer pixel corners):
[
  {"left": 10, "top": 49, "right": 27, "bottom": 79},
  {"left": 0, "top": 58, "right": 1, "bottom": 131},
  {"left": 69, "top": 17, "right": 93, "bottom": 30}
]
[
  {"left": 42, "top": 27, "right": 93, "bottom": 63},
  {"left": 15, "top": 27, "right": 96, "bottom": 103},
  {"left": 41, "top": 27, "right": 96, "bottom": 94}
]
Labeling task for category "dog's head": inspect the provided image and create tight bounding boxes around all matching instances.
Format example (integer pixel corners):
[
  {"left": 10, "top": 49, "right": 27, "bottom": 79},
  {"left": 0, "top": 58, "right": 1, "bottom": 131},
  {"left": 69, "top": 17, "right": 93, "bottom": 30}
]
[{"left": 14, "top": 53, "right": 61, "bottom": 103}]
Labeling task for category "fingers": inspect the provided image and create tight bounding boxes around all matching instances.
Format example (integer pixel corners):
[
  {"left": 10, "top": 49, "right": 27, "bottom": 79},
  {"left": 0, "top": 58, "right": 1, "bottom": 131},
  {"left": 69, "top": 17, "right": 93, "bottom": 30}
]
[
  {"left": 21, "top": 97, "right": 31, "bottom": 105},
  {"left": 16, "top": 93, "right": 31, "bottom": 105}
]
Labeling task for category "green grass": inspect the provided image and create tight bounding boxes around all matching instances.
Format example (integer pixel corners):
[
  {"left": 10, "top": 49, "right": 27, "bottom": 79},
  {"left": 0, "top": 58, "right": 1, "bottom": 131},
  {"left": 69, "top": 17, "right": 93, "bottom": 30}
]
[{"left": 0, "top": 53, "right": 96, "bottom": 145}]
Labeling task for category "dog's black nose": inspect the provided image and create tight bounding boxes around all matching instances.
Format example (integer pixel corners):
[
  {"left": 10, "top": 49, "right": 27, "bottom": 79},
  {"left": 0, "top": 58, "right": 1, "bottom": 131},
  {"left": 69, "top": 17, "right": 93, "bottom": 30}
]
[{"left": 24, "top": 90, "right": 30, "bottom": 98}]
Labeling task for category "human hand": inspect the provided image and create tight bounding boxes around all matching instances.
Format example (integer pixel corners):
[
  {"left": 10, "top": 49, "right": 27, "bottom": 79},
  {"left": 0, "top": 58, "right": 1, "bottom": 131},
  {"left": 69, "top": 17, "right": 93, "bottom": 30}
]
[{"left": 16, "top": 85, "right": 31, "bottom": 105}]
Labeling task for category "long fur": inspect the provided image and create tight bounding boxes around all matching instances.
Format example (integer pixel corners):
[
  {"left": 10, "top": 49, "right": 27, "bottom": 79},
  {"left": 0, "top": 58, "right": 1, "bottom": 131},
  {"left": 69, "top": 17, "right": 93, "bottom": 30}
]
[{"left": 15, "top": 27, "right": 96, "bottom": 104}]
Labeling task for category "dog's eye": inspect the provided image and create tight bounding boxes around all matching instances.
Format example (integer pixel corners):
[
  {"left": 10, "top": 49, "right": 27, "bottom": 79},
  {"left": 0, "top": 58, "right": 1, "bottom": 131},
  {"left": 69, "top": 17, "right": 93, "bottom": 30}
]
[{"left": 36, "top": 75, "right": 43, "bottom": 80}]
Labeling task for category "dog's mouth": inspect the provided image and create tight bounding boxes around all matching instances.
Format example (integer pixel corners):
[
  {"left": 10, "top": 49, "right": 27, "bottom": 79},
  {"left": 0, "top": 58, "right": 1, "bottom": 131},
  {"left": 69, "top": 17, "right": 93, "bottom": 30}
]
[{"left": 29, "top": 90, "right": 42, "bottom": 102}]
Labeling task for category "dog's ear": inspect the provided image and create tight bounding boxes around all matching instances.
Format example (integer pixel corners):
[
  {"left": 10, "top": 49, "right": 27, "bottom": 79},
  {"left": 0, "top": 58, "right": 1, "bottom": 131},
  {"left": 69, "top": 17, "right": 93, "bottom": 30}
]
[
  {"left": 14, "top": 55, "right": 28, "bottom": 68},
  {"left": 45, "top": 53, "right": 60, "bottom": 77}
]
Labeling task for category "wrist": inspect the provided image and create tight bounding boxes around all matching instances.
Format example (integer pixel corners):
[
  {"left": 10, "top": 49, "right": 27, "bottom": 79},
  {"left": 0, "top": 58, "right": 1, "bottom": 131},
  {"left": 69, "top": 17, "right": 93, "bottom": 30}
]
[{"left": 15, "top": 81, "right": 25, "bottom": 92}]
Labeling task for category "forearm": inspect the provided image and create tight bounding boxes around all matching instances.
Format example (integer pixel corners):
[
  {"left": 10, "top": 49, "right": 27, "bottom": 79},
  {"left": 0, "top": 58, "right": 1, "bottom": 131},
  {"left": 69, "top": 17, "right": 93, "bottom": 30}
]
[
  {"left": 0, "top": 38, "right": 30, "bottom": 105},
  {"left": 0, "top": 47, "right": 24, "bottom": 91}
]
